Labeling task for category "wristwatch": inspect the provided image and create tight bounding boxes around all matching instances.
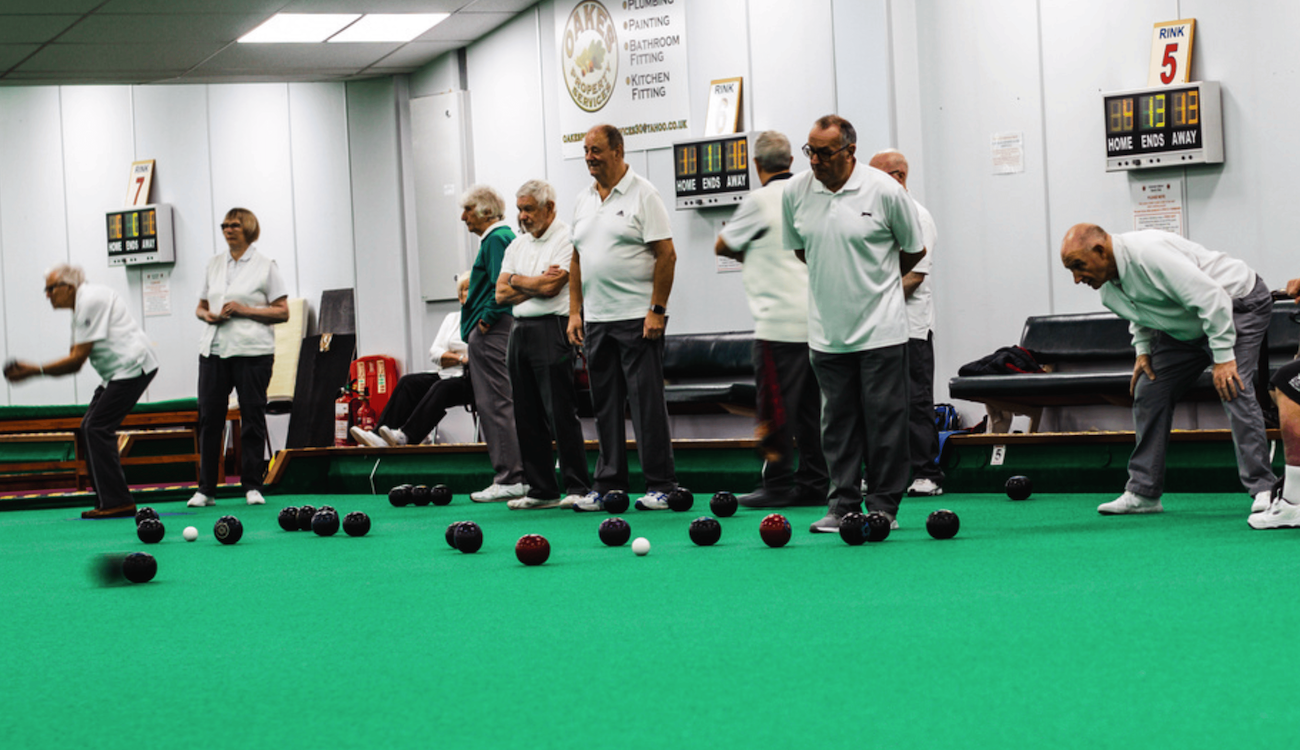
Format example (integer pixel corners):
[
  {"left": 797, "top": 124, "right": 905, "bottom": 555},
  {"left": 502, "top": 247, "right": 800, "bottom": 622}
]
[{"left": 649, "top": 304, "right": 667, "bottom": 315}]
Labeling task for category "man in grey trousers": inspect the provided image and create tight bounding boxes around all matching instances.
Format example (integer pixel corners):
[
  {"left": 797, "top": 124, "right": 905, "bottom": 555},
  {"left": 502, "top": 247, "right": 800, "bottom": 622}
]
[{"left": 1060, "top": 223, "right": 1277, "bottom": 517}]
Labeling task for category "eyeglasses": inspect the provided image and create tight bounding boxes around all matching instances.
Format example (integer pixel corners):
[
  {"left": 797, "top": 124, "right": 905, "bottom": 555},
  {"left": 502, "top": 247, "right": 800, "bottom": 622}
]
[
  {"left": 220, "top": 222, "right": 242, "bottom": 230},
  {"left": 44, "top": 282, "right": 69, "bottom": 293},
  {"left": 802, "top": 143, "right": 851, "bottom": 161}
]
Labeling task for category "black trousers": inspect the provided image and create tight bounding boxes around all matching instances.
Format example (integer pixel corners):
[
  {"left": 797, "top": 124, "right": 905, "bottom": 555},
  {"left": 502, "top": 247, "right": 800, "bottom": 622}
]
[
  {"left": 508, "top": 316, "right": 592, "bottom": 499},
  {"left": 198, "top": 354, "right": 273, "bottom": 494},
  {"left": 753, "top": 339, "right": 828, "bottom": 498},
  {"left": 907, "top": 333, "right": 943, "bottom": 482},
  {"left": 584, "top": 319, "right": 676, "bottom": 493},
  {"left": 83, "top": 368, "right": 156, "bottom": 509},
  {"left": 377, "top": 372, "right": 475, "bottom": 442}
]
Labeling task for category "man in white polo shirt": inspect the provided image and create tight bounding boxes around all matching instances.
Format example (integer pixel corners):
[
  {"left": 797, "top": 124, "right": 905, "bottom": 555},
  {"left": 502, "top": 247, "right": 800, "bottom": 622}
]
[
  {"left": 5, "top": 264, "right": 159, "bottom": 519},
  {"left": 783, "top": 115, "right": 926, "bottom": 533},
  {"left": 869, "top": 148, "right": 944, "bottom": 498},
  {"left": 1060, "top": 223, "right": 1277, "bottom": 518},
  {"left": 716, "top": 130, "right": 828, "bottom": 509},
  {"left": 496, "top": 179, "right": 594, "bottom": 511},
  {"left": 567, "top": 123, "right": 679, "bottom": 511}
]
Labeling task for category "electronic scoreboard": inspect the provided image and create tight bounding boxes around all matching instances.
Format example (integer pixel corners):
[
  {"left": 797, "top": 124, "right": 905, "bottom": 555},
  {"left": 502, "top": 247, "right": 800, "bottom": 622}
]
[
  {"left": 1102, "top": 81, "right": 1223, "bottom": 171},
  {"left": 106, "top": 203, "right": 175, "bottom": 266},
  {"left": 672, "top": 132, "right": 758, "bottom": 209}
]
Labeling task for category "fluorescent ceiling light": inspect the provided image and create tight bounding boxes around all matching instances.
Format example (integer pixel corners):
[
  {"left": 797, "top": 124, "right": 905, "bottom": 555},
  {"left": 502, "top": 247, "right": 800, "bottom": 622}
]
[
  {"left": 239, "top": 14, "right": 361, "bottom": 43},
  {"left": 329, "top": 14, "right": 449, "bottom": 43}
]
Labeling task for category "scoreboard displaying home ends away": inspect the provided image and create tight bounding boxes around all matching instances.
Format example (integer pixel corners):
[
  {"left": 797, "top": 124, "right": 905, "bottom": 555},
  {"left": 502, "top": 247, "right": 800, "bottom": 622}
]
[
  {"left": 1103, "top": 81, "right": 1223, "bottom": 171},
  {"left": 672, "top": 132, "right": 758, "bottom": 209},
  {"left": 106, "top": 204, "right": 175, "bottom": 266}
]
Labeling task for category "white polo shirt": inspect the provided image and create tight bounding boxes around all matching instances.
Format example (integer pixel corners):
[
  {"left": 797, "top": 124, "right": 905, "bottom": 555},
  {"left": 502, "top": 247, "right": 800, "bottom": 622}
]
[
  {"left": 782, "top": 163, "right": 924, "bottom": 353},
  {"left": 905, "top": 200, "right": 937, "bottom": 339},
  {"left": 500, "top": 219, "right": 574, "bottom": 319},
  {"left": 718, "top": 174, "right": 809, "bottom": 343},
  {"left": 572, "top": 167, "right": 673, "bottom": 323},
  {"left": 73, "top": 283, "right": 159, "bottom": 382},
  {"left": 1101, "top": 229, "right": 1257, "bottom": 363}
]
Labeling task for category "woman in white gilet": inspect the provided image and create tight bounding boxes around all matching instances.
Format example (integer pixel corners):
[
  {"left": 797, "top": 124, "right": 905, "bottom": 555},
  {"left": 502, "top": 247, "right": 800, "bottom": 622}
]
[{"left": 188, "top": 208, "right": 289, "bottom": 508}]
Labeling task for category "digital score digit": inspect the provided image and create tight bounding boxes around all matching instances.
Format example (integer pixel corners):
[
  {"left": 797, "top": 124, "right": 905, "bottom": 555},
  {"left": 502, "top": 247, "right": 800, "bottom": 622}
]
[
  {"left": 106, "top": 203, "right": 175, "bottom": 266},
  {"left": 673, "top": 132, "right": 758, "bottom": 209},
  {"left": 1103, "top": 81, "right": 1223, "bottom": 171}
]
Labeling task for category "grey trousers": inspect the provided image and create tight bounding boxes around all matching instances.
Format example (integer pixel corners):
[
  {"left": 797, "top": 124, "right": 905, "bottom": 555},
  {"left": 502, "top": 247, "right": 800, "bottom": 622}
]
[
  {"left": 811, "top": 343, "right": 910, "bottom": 516},
  {"left": 584, "top": 319, "right": 676, "bottom": 493},
  {"left": 508, "top": 316, "right": 591, "bottom": 498},
  {"left": 753, "top": 339, "right": 828, "bottom": 499},
  {"left": 467, "top": 314, "right": 524, "bottom": 485},
  {"left": 1128, "top": 277, "right": 1277, "bottom": 498}
]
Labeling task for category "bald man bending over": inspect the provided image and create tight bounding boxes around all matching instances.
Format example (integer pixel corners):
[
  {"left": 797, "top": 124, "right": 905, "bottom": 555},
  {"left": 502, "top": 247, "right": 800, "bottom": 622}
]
[{"left": 1060, "top": 224, "right": 1276, "bottom": 518}]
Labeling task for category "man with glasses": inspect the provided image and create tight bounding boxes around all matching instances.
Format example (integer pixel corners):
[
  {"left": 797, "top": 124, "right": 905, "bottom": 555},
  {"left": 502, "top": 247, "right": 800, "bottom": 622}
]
[
  {"left": 715, "top": 130, "right": 828, "bottom": 509},
  {"left": 5, "top": 264, "right": 159, "bottom": 518},
  {"left": 782, "top": 115, "right": 927, "bottom": 533},
  {"left": 868, "top": 148, "right": 944, "bottom": 498}
]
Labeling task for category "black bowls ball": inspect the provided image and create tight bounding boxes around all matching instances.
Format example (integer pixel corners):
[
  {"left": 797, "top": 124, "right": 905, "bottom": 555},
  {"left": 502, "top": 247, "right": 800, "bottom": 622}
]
[
  {"left": 214, "top": 515, "right": 243, "bottom": 545},
  {"left": 598, "top": 517, "right": 631, "bottom": 547},
  {"left": 343, "top": 511, "right": 371, "bottom": 537},
  {"left": 709, "top": 491, "right": 738, "bottom": 518}
]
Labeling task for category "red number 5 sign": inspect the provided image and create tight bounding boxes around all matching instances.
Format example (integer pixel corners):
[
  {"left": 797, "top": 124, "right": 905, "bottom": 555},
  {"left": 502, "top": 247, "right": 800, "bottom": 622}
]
[{"left": 1148, "top": 19, "right": 1195, "bottom": 86}]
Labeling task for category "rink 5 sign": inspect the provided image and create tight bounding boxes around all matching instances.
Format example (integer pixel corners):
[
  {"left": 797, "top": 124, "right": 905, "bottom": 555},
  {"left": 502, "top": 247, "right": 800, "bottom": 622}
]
[{"left": 1148, "top": 19, "right": 1195, "bottom": 86}]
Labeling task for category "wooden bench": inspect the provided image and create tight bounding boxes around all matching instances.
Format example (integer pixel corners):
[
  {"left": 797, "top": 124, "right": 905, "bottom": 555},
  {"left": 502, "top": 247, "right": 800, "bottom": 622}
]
[{"left": 0, "top": 399, "right": 242, "bottom": 491}]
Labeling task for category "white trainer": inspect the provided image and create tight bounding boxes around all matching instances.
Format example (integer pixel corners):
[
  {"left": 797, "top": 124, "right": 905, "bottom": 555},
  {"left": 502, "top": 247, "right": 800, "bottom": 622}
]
[
  {"left": 246, "top": 489, "right": 266, "bottom": 505},
  {"left": 350, "top": 426, "right": 388, "bottom": 448},
  {"left": 1252, "top": 490, "right": 1273, "bottom": 514},
  {"left": 187, "top": 492, "right": 215, "bottom": 508},
  {"left": 558, "top": 493, "right": 586, "bottom": 509},
  {"left": 1249, "top": 496, "right": 1300, "bottom": 530},
  {"left": 634, "top": 491, "right": 670, "bottom": 510},
  {"left": 570, "top": 492, "right": 605, "bottom": 512},
  {"left": 378, "top": 426, "right": 408, "bottom": 447},
  {"left": 507, "top": 496, "right": 563, "bottom": 510},
  {"left": 1097, "top": 491, "right": 1163, "bottom": 515},
  {"left": 907, "top": 478, "right": 943, "bottom": 497},
  {"left": 471, "top": 483, "right": 528, "bottom": 503}
]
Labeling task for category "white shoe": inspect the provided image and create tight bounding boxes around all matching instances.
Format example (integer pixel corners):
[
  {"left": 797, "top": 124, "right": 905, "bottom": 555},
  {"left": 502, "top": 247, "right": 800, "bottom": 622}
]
[
  {"left": 1252, "top": 490, "right": 1273, "bottom": 514},
  {"left": 471, "top": 483, "right": 528, "bottom": 503},
  {"left": 634, "top": 491, "right": 670, "bottom": 510},
  {"left": 378, "top": 426, "right": 408, "bottom": 447},
  {"left": 246, "top": 489, "right": 266, "bottom": 505},
  {"left": 558, "top": 493, "right": 586, "bottom": 509},
  {"left": 187, "top": 492, "right": 214, "bottom": 508},
  {"left": 907, "top": 478, "right": 943, "bottom": 497},
  {"left": 507, "top": 496, "right": 563, "bottom": 510},
  {"left": 1097, "top": 491, "right": 1163, "bottom": 515},
  {"left": 350, "top": 426, "right": 388, "bottom": 448},
  {"left": 570, "top": 491, "right": 605, "bottom": 512},
  {"left": 1249, "top": 495, "right": 1300, "bottom": 529}
]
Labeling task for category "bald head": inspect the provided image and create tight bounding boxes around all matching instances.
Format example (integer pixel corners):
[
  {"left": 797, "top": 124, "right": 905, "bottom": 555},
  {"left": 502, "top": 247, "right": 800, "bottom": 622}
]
[
  {"left": 1060, "top": 223, "right": 1117, "bottom": 290},
  {"left": 869, "top": 149, "right": 909, "bottom": 189}
]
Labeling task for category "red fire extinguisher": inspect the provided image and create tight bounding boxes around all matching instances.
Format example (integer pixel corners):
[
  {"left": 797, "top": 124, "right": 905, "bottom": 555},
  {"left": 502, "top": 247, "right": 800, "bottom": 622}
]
[
  {"left": 334, "top": 384, "right": 358, "bottom": 447},
  {"left": 353, "top": 386, "right": 377, "bottom": 436}
]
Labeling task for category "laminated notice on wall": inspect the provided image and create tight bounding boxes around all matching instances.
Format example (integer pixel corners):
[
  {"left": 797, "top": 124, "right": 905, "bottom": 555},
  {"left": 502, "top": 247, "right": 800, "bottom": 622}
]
[
  {"left": 1131, "top": 178, "right": 1185, "bottom": 236},
  {"left": 991, "top": 132, "right": 1024, "bottom": 174},
  {"left": 143, "top": 269, "right": 171, "bottom": 317}
]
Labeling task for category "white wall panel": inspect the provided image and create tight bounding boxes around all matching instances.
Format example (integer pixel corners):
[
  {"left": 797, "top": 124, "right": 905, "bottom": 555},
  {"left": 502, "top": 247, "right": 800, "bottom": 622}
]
[
  {"left": 0, "top": 87, "right": 77, "bottom": 406},
  {"left": 466, "top": 9, "right": 547, "bottom": 197},
  {"left": 131, "top": 84, "right": 215, "bottom": 401},
  {"left": 832, "top": 0, "right": 892, "bottom": 153},
  {"left": 288, "top": 82, "right": 356, "bottom": 301}
]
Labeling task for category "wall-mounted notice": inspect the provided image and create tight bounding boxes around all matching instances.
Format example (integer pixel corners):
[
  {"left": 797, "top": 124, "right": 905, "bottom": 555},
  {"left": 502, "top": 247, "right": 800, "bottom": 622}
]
[
  {"left": 557, "top": 0, "right": 691, "bottom": 158},
  {"left": 991, "top": 132, "right": 1024, "bottom": 175},
  {"left": 143, "top": 269, "right": 171, "bottom": 317},
  {"left": 1131, "top": 177, "right": 1185, "bottom": 236}
]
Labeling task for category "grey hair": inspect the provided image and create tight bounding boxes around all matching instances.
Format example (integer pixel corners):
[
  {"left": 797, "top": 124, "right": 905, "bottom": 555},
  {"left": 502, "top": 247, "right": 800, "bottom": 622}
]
[
  {"left": 459, "top": 185, "right": 506, "bottom": 220},
  {"left": 814, "top": 114, "right": 857, "bottom": 148},
  {"left": 753, "top": 131, "right": 793, "bottom": 172},
  {"left": 46, "top": 263, "right": 86, "bottom": 287},
  {"left": 516, "top": 179, "right": 557, "bottom": 207}
]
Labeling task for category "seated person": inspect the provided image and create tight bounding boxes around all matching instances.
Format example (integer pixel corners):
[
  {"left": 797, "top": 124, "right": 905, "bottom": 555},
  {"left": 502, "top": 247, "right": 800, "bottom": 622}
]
[{"left": 351, "top": 275, "right": 473, "bottom": 447}]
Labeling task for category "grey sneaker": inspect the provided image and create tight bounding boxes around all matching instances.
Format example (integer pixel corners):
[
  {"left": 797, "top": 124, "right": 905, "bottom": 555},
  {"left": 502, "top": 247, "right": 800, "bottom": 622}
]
[{"left": 809, "top": 512, "right": 845, "bottom": 533}]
